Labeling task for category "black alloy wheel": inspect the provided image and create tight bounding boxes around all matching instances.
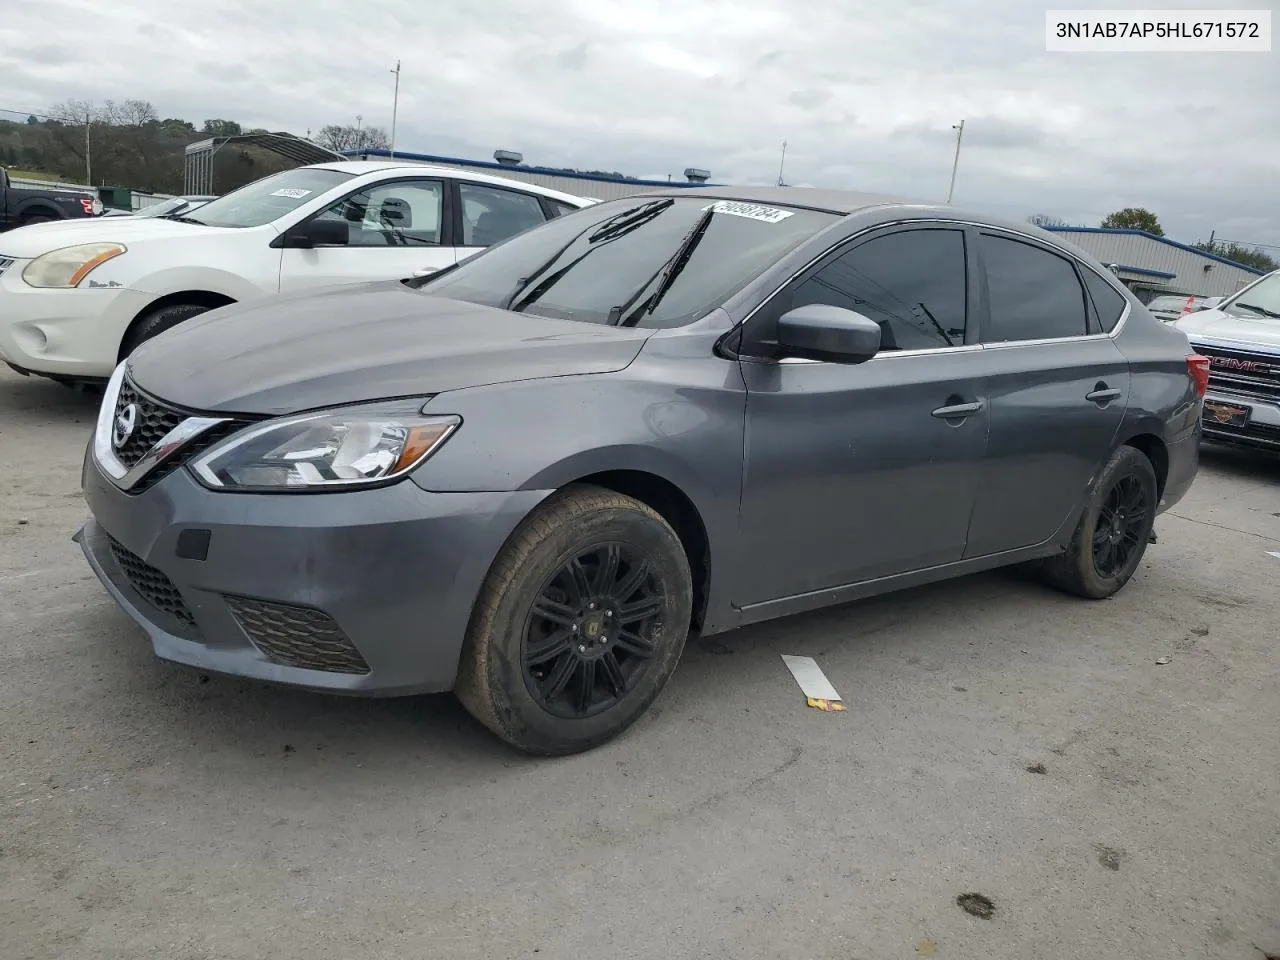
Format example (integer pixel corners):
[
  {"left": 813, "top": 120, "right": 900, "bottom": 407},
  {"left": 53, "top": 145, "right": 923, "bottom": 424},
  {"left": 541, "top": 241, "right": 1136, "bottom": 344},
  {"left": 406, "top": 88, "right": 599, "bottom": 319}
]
[
  {"left": 1091, "top": 475, "right": 1150, "bottom": 578},
  {"left": 522, "top": 543, "right": 663, "bottom": 719}
]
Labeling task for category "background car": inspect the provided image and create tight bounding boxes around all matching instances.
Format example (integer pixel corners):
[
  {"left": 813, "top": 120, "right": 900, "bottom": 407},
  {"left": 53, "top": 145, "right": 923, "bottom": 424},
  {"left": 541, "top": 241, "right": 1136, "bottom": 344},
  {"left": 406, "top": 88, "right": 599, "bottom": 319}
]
[
  {"left": 77, "top": 188, "right": 1203, "bottom": 755},
  {"left": 1146, "top": 293, "right": 1214, "bottom": 322},
  {"left": 0, "top": 161, "right": 593, "bottom": 386},
  {"left": 1175, "top": 268, "right": 1280, "bottom": 449}
]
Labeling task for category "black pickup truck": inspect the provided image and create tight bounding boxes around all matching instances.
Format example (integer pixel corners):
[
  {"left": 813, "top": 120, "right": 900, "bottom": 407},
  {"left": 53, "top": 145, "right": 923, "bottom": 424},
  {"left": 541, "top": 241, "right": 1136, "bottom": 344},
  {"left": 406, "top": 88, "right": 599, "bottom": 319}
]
[{"left": 0, "top": 167, "right": 102, "bottom": 231}]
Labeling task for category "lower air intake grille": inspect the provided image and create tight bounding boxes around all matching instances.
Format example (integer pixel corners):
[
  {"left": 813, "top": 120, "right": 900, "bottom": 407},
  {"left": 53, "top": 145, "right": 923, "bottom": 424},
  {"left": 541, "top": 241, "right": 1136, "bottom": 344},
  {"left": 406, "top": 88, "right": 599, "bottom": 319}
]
[
  {"left": 224, "top": 596, "right": 370, "bottom": 675},
  {"left": 107, "top": 537, "right": 196, "bottom": 628}
]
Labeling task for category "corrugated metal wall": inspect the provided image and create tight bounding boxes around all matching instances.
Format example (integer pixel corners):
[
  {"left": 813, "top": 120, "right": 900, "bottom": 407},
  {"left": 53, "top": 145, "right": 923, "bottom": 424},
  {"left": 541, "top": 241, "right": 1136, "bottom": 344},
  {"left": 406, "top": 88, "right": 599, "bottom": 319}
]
[{"left": 1049, "top": 229, "right": 1261, "bottom": 297}]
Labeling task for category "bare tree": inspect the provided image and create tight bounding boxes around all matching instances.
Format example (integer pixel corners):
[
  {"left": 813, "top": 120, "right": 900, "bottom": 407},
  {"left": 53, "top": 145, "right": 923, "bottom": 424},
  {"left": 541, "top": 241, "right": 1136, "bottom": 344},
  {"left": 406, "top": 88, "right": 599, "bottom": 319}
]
[
  {"left": 1027, "top": 213, "right": 1067, "bottom": 227},
  {"left": 315, "top": 124, "right": 390, "bottom": 153}
]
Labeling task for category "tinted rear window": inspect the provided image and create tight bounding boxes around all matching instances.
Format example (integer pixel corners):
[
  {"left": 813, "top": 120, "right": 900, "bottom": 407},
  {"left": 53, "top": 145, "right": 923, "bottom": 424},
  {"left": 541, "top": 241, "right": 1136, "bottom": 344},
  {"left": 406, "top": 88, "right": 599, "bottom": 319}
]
[{"left": 981, "top": 234, "right": 1088, "bottom": 342}]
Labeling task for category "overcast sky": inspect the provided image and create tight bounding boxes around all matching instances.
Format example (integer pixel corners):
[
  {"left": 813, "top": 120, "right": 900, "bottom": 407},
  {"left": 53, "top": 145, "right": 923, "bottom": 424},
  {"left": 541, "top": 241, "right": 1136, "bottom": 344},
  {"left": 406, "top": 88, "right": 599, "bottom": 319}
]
[{"left": 2, "top": 0, "right": 1276, "bottom": 246}]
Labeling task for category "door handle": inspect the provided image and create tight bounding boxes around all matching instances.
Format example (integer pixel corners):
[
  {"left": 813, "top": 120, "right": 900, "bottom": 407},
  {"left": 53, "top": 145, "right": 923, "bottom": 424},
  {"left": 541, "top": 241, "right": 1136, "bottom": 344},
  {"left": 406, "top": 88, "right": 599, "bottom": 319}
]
[
  {"left": 931, "top": 400, "right": 984, "bottom": 420},
  {"left": 1086, "top": 386, "right": 1122, "bottom": 403}
]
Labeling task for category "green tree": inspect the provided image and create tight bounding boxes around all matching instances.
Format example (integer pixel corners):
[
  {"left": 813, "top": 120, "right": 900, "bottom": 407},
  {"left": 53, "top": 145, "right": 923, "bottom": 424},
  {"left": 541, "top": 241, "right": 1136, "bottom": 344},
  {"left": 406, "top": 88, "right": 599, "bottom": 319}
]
[
  {"left": 1194, "top": 240, "right": 1277, "bottom": 272},
  {"left": 202, "top": 119, "right": 242, "bottom": 137},
  {"left": 1101, "top": 207, "right": 1164, "bottom": 235}
]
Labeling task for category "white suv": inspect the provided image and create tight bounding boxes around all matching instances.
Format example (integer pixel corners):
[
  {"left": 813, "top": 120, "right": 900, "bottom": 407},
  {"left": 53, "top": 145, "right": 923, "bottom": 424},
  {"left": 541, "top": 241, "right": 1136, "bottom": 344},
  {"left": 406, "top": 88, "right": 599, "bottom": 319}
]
[{"left": 0, "top": 161, "right": 593, "bottom": 385}]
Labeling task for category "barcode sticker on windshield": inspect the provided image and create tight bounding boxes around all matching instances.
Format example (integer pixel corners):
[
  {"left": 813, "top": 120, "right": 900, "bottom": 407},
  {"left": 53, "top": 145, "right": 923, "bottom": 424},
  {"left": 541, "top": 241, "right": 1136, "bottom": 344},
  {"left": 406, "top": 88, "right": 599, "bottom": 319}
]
[
  {"left": 703, "top": 200, "right": 794, "bottom": 223},
  {"left": 270, "top": 188, "right": 312, "bottom": 199}
]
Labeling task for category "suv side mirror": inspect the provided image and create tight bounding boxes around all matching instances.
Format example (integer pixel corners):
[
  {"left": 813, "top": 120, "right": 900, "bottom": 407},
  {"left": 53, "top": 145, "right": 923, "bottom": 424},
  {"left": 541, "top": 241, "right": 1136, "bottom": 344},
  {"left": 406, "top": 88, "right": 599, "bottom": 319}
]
[
  {"left": 777, "top": 305, "right": 882, "bottom": 364},
  {"left": 277, "top": 218, "right": 350, "bottom": 249}
]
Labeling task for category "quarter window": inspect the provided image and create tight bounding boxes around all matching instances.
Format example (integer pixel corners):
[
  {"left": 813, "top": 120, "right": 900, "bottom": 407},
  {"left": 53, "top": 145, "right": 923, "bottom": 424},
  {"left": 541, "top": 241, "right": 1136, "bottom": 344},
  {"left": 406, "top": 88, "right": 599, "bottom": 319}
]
[
  {"left": 459, "top": 182, "right": 549, "bottom": 247},
  {"left": 316, "top": 180, "right": 443, "bottom": 247},
  {"left": 1081, "top": 267, "right": 1128, "bottom": 332},
  {"left": 981, "top": 235, "right": 1088, "bottom": 342},
  {"left": 760, "top": 228, "right": 968, "bottom": 352}
]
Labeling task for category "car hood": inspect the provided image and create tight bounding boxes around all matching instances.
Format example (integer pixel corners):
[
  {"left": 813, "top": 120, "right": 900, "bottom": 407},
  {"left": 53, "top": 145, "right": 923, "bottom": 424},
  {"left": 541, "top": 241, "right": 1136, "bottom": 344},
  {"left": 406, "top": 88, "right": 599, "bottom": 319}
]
[
  {"left": 0, "top": 216, "right": 256, "bottom": 258},
  {"left": 1176, "top": 308, "right": 1280, "bottom": 351},
  {"left": 127, "top": 281, "right": 652, "bottom": 415}
]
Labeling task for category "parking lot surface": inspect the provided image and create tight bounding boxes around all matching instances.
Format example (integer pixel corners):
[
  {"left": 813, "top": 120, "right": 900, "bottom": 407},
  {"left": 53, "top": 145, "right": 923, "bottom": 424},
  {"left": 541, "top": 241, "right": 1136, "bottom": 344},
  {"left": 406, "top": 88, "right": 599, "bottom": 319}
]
[{"left": 2, "top": 363, "right": 1278, "bottom": 960}]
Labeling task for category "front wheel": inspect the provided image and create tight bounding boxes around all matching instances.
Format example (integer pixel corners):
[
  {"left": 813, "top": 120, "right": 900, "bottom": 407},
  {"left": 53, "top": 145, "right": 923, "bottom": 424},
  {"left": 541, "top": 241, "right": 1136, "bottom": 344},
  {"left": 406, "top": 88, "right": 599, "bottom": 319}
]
[
  {"left": 1041, "top": 445, "right": 1158, "bottom": 599},
  {"left": 119, "top": 302, "right": 213, "bottom": 359},
  {"left": 455, "top": 485, "right": 693, "bottom": 755}
]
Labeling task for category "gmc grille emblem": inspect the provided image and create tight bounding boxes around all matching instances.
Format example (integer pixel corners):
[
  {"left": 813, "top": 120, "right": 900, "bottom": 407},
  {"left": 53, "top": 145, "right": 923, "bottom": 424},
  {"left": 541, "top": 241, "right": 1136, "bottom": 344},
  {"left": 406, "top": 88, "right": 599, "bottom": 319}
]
[{"left": 1209, "top": 357, "right": 1269, "bottom": 373}]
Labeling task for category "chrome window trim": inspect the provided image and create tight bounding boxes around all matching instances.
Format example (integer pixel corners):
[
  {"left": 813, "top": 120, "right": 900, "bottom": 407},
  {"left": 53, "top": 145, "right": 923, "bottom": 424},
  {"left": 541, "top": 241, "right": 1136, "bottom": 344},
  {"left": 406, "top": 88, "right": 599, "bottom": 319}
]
[
  {"left": 733, "top": 217, "right": 1134, "bottom": 366},
  {"left": 93, "top": 362, "right": 233, "bottom": 491}
]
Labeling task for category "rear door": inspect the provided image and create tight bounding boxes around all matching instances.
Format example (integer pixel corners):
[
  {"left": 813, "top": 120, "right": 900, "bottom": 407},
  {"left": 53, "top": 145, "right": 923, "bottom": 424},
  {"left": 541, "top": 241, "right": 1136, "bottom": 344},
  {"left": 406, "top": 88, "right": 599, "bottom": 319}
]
[
  {"left": 963, "top": 231, "right": 1131, "bottom": 558},
  {"left": 277, "top": 177, "right": 457, "bottom": 293},
  {"left": 734, "top": 225, "right": 990, "bottom": 605}
]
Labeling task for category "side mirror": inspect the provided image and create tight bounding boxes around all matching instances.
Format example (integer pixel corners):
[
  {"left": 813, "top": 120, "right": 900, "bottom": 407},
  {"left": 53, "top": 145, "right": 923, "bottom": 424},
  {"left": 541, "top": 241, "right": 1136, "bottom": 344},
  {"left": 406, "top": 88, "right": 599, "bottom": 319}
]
[
  {"left": 279, "top": 218, "right": 349, "bottom": 249},
  {"left": 777, "top": 305, "right": 882, "bottom": 364}
]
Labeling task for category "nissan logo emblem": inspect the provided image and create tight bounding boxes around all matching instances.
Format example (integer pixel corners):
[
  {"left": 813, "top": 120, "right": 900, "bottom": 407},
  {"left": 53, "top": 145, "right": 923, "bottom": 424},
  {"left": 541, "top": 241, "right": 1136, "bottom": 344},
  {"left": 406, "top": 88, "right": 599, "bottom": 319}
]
[{"left": 112, "top": 403, "right": 139, "bottom": 450}]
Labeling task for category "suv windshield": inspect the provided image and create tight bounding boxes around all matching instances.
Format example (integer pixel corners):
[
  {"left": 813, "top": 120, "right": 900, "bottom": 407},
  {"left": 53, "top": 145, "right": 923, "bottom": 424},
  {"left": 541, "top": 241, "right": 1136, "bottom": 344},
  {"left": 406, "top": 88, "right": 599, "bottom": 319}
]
[
  {"left": 184, "top": 168, "right": 353, "bottom": 228},
  {"left": 1222, "top": 271, "right": 1280, "bottom": 320},
  {"left": 419, "top": 195, "right": 839, "bottom": 328}
]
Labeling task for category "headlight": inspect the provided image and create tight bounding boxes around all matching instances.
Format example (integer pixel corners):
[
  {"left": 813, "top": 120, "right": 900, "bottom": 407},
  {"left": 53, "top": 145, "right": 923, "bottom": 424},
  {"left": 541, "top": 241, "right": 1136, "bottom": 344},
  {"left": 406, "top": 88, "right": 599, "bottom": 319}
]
[
  {"left": 22, "top": 242, "right": 126, "bottom": 288},
  {"left": 189, "top": 404, "right": 459, "bottom": 491}
]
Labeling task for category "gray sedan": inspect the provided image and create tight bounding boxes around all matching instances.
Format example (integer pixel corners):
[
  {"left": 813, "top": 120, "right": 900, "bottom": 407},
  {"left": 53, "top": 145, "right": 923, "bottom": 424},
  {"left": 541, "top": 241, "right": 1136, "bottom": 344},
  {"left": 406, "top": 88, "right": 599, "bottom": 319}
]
[{"left": 77, "top": 187, "right": 1203, "bottom": 754}]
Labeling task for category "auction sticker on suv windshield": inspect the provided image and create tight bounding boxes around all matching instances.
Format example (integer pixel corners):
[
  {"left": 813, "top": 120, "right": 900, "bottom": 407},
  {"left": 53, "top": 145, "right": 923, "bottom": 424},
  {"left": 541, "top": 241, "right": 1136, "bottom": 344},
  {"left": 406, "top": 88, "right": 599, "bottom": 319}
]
[
  {"left": 270, "top": 188, "right": 313, "bottom": 199},
  {"left": 702, "top": 200, "right": 794, "bottom": 223}
]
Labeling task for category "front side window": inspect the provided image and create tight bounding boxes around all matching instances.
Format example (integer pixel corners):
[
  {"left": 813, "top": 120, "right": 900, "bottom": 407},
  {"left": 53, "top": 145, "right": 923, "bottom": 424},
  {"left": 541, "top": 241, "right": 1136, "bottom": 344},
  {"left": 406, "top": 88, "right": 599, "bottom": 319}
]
[
  {"left": 981, "top": 234, "right": 1087, "bottom": 342},
  {"left": 459, "top": 182, "right": 548, "bottom": 246},
  {"left": 314, "top": 179, "right": 443, "bottom": 246},
  {"left": 419, "top": 196, "right": 839, "bottom": 329},
  {"left": 742, "top": 228, "right": 968, "bottom": 355},
  {"left": 184, "top": 168, "right": 353, "bottom": 228}
]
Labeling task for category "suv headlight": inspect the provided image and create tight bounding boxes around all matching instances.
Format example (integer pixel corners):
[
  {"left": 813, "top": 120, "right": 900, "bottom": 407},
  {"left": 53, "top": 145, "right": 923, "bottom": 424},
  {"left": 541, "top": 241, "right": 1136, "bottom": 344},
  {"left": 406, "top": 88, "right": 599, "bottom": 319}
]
[
  {"left": 22, "top": 243, "right": 126, "bottom": 288},
  {"left": 190, "top": 404, "right": 459, "bottom": 491}
]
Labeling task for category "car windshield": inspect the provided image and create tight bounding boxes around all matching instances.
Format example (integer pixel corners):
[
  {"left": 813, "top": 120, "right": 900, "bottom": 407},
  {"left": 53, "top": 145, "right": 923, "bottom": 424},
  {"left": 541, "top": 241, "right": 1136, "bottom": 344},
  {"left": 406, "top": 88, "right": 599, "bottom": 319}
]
[
  {"left": 419, "top": 195, "right": 840, "bottom": 328},
  {"left": 183, "top": 168, "right": 353, "bottom": 228},
  {"left": 1222, "top": 272, "right": 1280, "bottom": 320},
  {"left": 135, "top": 197, "right": 193, "bottom": 218}
]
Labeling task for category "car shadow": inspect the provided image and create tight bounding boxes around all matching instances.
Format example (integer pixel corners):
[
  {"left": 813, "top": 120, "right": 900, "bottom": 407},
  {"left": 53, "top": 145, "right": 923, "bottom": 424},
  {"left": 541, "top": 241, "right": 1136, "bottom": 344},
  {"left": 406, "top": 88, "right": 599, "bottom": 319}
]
[
  {"left": 0, "top": 365, "right": 103, "bottom": 415},
  {"left": 1199, "top": 441, "right": 1280, "bottom": 483}
]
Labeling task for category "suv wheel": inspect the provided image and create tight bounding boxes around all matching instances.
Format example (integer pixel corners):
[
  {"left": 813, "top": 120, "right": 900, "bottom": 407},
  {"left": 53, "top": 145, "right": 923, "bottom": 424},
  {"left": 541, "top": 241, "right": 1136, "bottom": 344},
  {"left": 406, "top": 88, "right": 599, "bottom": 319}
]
[{"left": 455, "top": 485, "right": 693, "bottom": 755}]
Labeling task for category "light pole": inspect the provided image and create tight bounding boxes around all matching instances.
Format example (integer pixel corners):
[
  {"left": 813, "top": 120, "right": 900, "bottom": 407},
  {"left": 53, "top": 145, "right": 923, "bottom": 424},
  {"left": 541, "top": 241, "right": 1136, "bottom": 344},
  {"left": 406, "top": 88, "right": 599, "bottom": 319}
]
[
  {"left": 776, "top": 140, "right": 788, "bottom": 186},
  {"left": 389, "top": 60, "right": 401, "bottom": 158},
  {"left": 946, "top": 120, "right": 965, "bottom": 204}
]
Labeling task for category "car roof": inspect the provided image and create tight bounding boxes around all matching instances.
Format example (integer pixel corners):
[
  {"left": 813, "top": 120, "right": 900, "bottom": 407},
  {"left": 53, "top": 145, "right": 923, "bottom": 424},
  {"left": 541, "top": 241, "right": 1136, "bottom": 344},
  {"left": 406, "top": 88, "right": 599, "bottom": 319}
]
[
  {"left": 307, "top": 160, "right": 591, "bottom": 205},
  {"left": 626, "top": 184, "right": 921, "bottom": 216}
]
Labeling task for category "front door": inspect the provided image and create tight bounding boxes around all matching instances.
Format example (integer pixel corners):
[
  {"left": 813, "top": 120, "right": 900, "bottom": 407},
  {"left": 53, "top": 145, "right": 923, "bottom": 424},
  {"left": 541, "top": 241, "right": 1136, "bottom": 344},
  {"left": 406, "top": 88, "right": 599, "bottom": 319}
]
[
  {"left": 277, "top": 177, "right": 457, "bottom": 293},
  {"left": 964, "top": 231, "right": 1131, "bottom": 557},
  {"left": 734, "top": 226, "right": 989, "bottom": 606}
]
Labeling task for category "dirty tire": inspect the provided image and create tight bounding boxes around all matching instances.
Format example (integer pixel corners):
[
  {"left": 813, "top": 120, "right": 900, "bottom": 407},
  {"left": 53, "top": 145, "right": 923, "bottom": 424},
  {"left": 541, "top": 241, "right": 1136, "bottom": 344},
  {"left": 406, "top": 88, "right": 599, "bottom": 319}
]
[
  {"left": 455, "top": 484, "right": 693, "bottom": 756},
  {"left": 1041, "top": 445, "right": 1158, "bottom": 599},
  {"left": 120, "top": 302, "right": 213, "bottom": 358}
]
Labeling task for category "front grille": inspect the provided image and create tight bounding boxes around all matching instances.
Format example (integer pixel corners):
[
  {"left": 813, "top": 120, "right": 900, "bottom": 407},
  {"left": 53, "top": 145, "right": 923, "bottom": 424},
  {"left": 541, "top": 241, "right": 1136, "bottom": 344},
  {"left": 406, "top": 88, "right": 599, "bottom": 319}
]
[
  {"left": 107, "top": 536, "right": 196, "bottom": 628},
  {"left": 224, "top": 596, "right": 370, "bottom": 675},
  {"left": 0, "top": 256, "right": 14, "bottom": 278},
  {"left": 113, "top": 379, "right": 187, "bottom": 468},
  {"left": 1194, "top": 344, "right": 1280, "bottom": 402},
  {"left": 111, "top": 376, "right": 254, "bottom": 493}
]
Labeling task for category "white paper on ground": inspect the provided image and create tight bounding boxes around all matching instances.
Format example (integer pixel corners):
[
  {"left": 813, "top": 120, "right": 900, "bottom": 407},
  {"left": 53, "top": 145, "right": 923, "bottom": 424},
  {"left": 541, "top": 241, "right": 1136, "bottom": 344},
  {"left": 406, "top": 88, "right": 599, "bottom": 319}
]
[{"left": 781, "top": 654, "right": 842, "bottom": 702}]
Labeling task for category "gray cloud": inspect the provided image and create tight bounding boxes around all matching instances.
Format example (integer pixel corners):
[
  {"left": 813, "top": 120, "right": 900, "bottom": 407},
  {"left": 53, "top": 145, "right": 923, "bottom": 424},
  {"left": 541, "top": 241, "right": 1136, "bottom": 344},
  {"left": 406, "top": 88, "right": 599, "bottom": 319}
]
[{"left": 0, "top": 0, "right": 1275, "bottom": 245}]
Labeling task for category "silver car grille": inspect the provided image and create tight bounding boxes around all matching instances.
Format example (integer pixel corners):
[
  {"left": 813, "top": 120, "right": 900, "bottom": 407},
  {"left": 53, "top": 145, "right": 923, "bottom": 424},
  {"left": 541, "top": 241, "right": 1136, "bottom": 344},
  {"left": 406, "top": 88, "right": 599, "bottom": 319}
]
[
  {"left": 0, "top": 256, "right": 14, "bottom": 278},
  {"left": 1195, "top": 343, "right": 1280, "bottom": 401}
]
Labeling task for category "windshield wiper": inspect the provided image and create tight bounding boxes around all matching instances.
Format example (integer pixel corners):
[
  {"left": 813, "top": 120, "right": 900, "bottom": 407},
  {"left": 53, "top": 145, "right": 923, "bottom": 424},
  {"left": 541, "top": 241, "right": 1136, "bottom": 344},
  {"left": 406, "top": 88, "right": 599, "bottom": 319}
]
[
  {"left": 610, "top": 207, "right": 715, "bottom": 327},
  {"left": 1232, "top": 302, "right": 1280, "bottom": 319},
  {"left": 168, "top": 215, "right": 207, "bottom": 225},
  {"left": 506, "top": 199, "right": 675, "bottom": 314}
]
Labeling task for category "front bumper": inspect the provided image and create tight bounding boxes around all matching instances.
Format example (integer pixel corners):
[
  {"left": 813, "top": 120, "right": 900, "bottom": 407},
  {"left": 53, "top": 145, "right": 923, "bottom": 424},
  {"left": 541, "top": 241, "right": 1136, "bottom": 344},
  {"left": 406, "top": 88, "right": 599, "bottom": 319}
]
[
  {"left": 0, "top": 260, "right": 149, "bottom": 378},
  {"left": 1199, "top": 388, "right": 1280, "bottom": 451},
  {"left": 79, "top": 449, "right": 549, "bottom": 695}
]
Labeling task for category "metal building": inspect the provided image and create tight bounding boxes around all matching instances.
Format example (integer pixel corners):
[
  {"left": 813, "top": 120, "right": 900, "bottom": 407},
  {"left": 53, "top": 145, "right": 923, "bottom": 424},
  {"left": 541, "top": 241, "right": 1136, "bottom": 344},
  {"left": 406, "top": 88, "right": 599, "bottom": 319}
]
[
  {"left": 1044, "top": 227, "right": 1264, "bottom": 301},
  {"left": 345, "top": 148, "right": 718, "bottom": 201}
]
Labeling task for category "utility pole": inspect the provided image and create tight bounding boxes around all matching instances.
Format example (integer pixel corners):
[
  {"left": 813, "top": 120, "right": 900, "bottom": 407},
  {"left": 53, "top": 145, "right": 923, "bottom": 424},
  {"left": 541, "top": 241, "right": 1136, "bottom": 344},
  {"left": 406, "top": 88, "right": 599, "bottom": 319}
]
[
  {"left": 389, "top": 60, "right": 401, "bottom": 158},
  {"left": 947, "top": 120, "right": 965, "bottom": 204},
  {"left": 84, "top": 108, "right": 92, "bottom": 186},
  {"left": 776, "top": 140, "right": 788, "bottom": 186}
]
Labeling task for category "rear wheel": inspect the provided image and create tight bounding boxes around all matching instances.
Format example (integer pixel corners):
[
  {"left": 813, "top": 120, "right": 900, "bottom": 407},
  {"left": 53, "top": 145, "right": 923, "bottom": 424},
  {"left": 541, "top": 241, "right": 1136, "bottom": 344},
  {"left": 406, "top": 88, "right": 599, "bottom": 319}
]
[
  {"left": 1041, "top": 445, "right": 1158, "bottom": 599},
  {"left": 119, "top": 302, "right": 213, "bottom": 358},
  {"left": 455, "top": 485, "right": 693, "bottom": 755}
]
